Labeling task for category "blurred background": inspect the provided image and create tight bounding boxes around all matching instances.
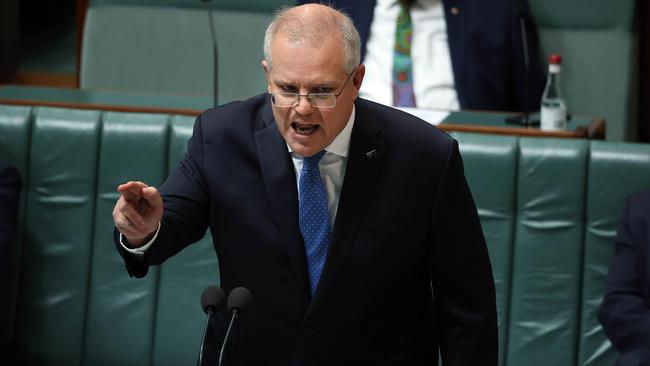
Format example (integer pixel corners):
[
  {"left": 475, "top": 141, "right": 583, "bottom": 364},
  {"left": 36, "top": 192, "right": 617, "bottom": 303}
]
[
  {"left": 1, "top": 1, "right": 650, "bottom": 366},
  {"left": 0, "top": 0, "right": 647, "bottom": 141}
]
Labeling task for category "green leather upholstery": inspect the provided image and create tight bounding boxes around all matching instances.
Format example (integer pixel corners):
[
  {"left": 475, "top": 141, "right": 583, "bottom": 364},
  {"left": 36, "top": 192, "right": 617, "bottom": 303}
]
[
  {"left": 0, "top": 105, "right": 31, "bottom": 348},
  {"left": 453, "top": 133, "right": 649, "bottom": 366},
  {"left": 15, "top": 108, "right": 101, "bottom": 365},
  {"left": 2, "top": 104, "right": 650, "bottom": 365},
  {"left": 451, "top": 132, "right": 518, "bottom": 366},
  {"left": 80, "top": 4, "right": 284, "bottom": 104},
  {"left": 529, "top": 0, "right": 638, "bottom": 142},
  {"left": 0, "top": 105, "right": 223, "bottom": 365},
  {"left": 509, "top": 138, "right": 589, "bottom": 366}
]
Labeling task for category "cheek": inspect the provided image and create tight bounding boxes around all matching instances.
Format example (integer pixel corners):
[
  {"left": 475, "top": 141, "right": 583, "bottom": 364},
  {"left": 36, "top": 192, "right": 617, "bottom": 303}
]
[
  {"left": 322, "top": 111, "right": 346, "bottom": 135},
  {"left": 272, "top": 109, "right": 290, "bottom": 128}
]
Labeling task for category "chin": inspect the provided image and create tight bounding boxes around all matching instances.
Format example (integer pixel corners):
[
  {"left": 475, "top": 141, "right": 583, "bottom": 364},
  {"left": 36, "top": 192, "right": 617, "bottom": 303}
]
[{"left": 290, "top": 143, "right": 320, "bottom": 157}]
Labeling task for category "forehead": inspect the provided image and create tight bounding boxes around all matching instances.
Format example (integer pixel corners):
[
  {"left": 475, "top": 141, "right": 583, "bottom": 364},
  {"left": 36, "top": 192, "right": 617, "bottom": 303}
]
[{"left": 269, "top": 33, "right": 347, "bottom": 80}]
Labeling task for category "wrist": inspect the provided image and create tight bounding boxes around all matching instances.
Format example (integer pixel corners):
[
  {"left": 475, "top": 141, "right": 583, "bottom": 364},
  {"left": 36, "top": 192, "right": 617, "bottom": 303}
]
[{"left": 123, "top": 229, "right": 157, "bottom": 248}]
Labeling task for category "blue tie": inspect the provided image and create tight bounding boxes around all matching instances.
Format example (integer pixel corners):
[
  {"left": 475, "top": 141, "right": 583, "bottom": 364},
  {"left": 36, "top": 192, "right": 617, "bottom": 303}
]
[{"left": 299, "top": 150, "right": 331, "bottom": 296}]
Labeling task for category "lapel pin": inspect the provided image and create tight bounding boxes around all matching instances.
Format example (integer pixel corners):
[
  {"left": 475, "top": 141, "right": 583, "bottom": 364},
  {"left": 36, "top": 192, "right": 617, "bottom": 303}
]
[{"left": 366, "top": 149, "right": 377, "bottom": 159}]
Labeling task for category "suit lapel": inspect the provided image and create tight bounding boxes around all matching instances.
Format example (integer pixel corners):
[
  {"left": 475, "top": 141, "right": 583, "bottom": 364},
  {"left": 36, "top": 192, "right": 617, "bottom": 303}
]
[
  {"left": 254, "top": 104, "right": 310, "bottom": 299},
  {"left": 308, "top": 101, "right": 387, "bottom": 312}
]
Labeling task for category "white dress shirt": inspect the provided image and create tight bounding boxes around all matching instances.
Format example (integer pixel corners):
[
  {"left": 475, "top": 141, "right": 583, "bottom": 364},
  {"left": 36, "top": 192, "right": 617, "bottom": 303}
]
[{"left": 361, "top": 0, "right": 460, "bottom": 110}]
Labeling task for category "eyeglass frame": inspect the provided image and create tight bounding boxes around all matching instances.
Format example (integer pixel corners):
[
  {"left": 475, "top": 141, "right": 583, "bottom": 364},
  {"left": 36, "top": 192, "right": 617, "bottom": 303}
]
[{"left": 268, "top": 67, "right": 357, "bottom": 109}]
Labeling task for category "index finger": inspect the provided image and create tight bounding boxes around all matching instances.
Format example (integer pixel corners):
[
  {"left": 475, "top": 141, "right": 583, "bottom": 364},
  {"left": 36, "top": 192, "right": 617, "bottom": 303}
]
[{"left": 117, "top": 181, "right": 149, "bottom": 202}]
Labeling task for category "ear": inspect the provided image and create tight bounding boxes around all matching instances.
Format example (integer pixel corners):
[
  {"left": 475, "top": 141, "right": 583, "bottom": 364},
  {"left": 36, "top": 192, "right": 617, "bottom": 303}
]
[
  {"left": 351, "top": 64, "right": 366, "bottom": 98},
  {"left": 261, "top": 60, "right": 270, "bottom": 75},
  {"left": 261, "top": 60, "right": 271, "bottom": 92}
]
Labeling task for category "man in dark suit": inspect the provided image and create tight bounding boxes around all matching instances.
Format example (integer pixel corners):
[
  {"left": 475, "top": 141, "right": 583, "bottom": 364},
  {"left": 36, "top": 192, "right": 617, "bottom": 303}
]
[
  {"left": 113, "top": 4, "right": 497, "bottom": 365},
  {"left": 599, "top": 190, "right": 650, "bottom": 366},
  {"left": 297, "top": 0, "right": 545, "bottom": 112}
]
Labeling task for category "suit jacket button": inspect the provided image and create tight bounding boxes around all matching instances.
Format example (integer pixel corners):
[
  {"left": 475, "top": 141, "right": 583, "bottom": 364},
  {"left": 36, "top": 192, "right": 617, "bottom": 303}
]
[{"left": 303, "top": 327, "right": 313, "bottom": 336}]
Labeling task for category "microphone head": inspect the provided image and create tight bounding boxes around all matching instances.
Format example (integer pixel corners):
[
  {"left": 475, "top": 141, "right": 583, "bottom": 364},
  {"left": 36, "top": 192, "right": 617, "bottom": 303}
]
[
  {"left": 227, "top": 287, "right": 252, "bottom": 314},
  {"left": 200, "top": 286, "right": 225, "bottom": 314}
]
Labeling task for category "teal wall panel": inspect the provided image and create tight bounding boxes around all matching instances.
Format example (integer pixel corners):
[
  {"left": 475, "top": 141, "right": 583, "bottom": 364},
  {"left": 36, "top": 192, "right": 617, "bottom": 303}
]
[
  {"left": 529, "top": 0, "right": 636, "bottom": 31},
  {"left": 81, "top": 6, "right": 273, "bottom": 104}
]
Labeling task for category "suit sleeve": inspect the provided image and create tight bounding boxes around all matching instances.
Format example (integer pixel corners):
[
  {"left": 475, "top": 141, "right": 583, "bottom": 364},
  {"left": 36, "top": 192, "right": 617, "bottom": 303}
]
[
  {"left": 115, "top": 114, "right": 212, "bottom": 278},
  {"left": 429, "top": 140, "right": 498, "bottom": 366},
  {"left": 598, "top": 195, "right": 650, "bottom": 352}
]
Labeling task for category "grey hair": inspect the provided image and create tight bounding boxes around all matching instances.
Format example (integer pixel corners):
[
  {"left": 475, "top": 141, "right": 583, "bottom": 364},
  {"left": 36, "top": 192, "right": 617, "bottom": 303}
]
[{"left": 263, "top": 4, "right": 361, "bottom": 74}]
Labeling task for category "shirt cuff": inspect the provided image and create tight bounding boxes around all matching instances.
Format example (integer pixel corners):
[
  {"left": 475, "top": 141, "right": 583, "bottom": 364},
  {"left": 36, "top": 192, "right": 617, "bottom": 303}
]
[{"left": 119, "top": 222, "right": 161, "bottom": 256}]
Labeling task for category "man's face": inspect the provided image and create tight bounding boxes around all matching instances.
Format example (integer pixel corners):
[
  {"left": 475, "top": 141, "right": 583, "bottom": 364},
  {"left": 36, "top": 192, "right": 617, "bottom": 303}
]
[{"left": 263, "top": 33, "right": 364, "bottom": 157}]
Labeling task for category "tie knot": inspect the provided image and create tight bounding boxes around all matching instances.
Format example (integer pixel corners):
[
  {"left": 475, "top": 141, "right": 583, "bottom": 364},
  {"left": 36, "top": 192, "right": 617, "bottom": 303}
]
[{"left": 303, "top": 150, "right": 326, "bottom": 172}]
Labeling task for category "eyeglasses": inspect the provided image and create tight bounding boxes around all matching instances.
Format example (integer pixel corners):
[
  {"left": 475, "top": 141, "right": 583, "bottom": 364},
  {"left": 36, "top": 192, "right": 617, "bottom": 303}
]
[{"left": 269, "top": 68, "right": 356, "bottom": 109}]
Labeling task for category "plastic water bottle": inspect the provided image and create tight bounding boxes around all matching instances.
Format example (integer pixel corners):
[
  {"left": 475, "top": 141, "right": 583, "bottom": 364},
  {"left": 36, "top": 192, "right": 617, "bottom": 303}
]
[{"left": 540, "top": 54, "right": 567, "bottom": 131}]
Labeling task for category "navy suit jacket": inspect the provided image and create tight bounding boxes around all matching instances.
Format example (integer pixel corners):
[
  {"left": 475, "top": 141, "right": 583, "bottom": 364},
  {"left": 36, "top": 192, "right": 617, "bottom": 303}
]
[
  {"left": 116, "top": 95, "right": 497, "bottom": 365},
  {"left": 599, "top": 190, "right": 650, "bottom": 366},
  {"left": 297, "top": 0, "right": 545, "bottom": 112}
]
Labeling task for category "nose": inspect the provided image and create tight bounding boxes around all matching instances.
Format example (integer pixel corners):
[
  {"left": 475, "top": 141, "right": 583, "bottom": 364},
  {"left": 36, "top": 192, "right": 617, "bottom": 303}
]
[{"left": 294, "top": 95, "right": 315, "bottom": 115}]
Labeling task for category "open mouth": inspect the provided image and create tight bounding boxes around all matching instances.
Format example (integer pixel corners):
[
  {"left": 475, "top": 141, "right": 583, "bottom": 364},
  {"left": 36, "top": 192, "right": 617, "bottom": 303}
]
[{"left": 292, "top": 122, "right": 319, "bottom": 136}]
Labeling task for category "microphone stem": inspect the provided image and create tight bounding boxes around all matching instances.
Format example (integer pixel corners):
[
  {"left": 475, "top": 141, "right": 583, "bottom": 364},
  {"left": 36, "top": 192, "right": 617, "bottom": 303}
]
[
  {"left": 198, "top": 309, "right": 213, "bottom": 366},
  {"left": 219, "top": 310, "right": 239, "bottom": 366}
]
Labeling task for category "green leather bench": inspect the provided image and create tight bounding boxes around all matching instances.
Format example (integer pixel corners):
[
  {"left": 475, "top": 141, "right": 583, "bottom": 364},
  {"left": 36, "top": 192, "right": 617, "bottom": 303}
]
[
  {"left": 80, "top": 1, "right": 293, "bottom": 104},
  {"left": 1, "top": 104, "right": 649, "bottom": 365}
]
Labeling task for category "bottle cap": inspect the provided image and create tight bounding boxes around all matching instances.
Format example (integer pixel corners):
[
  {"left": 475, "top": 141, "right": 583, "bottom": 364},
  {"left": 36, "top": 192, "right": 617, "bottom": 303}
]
[{"left": 548, "top": 54, "right": 563, "bottom": 65}]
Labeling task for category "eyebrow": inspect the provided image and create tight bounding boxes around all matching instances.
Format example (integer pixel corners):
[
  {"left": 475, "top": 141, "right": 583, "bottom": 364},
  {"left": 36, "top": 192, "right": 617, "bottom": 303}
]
[{"left": 272, "top": 78, "right": 339, "bottom": 90}]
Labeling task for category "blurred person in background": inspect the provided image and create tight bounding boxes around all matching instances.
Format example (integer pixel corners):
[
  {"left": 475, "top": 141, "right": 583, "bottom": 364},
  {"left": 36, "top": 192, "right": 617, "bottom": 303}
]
[
  {"left": 297, "top": 0, "right": 545, "bottom": 112},
  {"left": 599, "top": 190, "right": 650, "bottom": 366}
]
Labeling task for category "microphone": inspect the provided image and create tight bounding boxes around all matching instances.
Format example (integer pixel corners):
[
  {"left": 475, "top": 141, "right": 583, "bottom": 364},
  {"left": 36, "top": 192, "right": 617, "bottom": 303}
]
[
  {"left": 218, "top": 287, "right": 252, "bottom": 366},
  {"left": 197, "top": 286, "right": 225, "bottom": 366}
]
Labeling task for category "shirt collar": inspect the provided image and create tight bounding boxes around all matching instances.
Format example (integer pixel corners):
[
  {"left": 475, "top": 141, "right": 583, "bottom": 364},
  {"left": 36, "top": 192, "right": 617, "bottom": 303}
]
[{"left": 288, "top": 105, "right": 356, "bottom": 159}]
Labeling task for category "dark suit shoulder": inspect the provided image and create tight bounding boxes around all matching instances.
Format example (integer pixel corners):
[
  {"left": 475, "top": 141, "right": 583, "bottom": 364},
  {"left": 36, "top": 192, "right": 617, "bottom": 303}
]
[
  {"left": 354, "top": 98, "right": 454, "bottom": 157},
  {"left": 0, "top": 161, "right": 21, "bottom": 185},
  {"left": 626, "top": 190, "right": 650, "bottom": 215},
  {"left": 197, "top": 93, "right": 272, "bottom": 135}
]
